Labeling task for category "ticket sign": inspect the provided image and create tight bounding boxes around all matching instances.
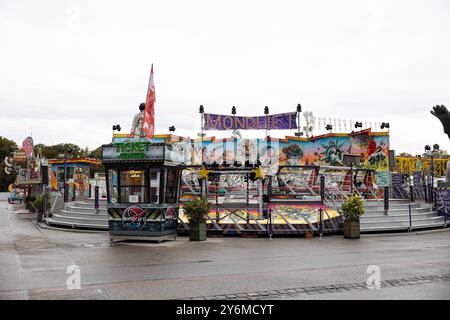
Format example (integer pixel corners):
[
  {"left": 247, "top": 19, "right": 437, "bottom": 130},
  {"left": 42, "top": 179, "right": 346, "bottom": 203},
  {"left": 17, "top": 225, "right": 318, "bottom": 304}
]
[
  {"left": 376, "top": 171, "right": 391, "bottom": 187},
  {"left": 102, "top": 142, "right": 164, "bottom": 161}
]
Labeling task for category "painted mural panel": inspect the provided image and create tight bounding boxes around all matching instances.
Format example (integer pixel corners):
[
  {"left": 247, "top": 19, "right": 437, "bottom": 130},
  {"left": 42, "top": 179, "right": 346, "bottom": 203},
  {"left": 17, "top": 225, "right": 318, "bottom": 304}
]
[{"left": 112, "top": 129, "right": 389, "bottom": 171}]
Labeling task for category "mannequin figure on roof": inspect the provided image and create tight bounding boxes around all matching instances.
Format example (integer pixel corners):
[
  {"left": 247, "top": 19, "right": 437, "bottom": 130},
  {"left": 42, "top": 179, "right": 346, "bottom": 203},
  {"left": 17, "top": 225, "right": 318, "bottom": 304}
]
[{"left": 131, "top": 103, "right": 146, "bottom": 140}]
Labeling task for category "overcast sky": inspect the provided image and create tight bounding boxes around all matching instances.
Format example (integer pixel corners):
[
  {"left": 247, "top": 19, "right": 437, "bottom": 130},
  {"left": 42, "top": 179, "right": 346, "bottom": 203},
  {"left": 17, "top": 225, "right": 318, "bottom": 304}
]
[{"left": 1, "top": 0, "right": 449, "bottom": 154}]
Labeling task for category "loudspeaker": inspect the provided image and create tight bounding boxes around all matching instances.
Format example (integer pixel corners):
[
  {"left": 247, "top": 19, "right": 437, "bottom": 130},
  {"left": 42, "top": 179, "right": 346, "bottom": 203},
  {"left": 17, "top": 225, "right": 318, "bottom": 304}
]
[{"left": 42, "top": 165, "right": 49, "bottom": 185}]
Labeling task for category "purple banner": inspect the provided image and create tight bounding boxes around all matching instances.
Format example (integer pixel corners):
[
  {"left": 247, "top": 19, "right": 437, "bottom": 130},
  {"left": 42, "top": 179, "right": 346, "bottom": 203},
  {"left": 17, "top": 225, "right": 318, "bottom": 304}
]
[{"left": 204, "top": 112, "right": 297, "bottom": 130}]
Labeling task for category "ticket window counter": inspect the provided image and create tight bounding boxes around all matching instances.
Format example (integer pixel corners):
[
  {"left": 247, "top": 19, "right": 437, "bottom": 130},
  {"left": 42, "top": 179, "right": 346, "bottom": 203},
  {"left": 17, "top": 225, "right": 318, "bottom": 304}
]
[{"left": 106, "top": 167, "right": 180, "bottom": 205}]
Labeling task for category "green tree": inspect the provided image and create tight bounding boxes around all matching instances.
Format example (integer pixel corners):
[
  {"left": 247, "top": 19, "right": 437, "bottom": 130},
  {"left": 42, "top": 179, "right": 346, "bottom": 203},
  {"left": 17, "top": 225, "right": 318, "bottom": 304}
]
[
  {"left": 88, "top": 146, "right": 105, "bottom": 177},
  {"left": 33, "top": 143, "right": 92, "bottom": 159},
  {"left": 0, "top": 136, "right": 19, "bottom": 191}
]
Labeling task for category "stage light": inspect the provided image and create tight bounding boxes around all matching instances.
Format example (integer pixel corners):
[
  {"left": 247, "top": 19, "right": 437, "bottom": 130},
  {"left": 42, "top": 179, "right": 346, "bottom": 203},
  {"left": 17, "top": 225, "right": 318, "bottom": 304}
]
[
  {"left": 199, "top": 105, "right": 204, "bottom": 114},
  {"left": 354, "top": 122, "right": 363, "bottom": 129},
  {"left": 326, "top": 124, "right": 333, "bottom": 131},
  {"left": 232, "top": 106, "right": 236, "bottom": 115},
  {"left": 264, "top": 106, "right": 269, "bottom": 115},
  {"left": 433, "top": 144, "right": 440, "bottom": 151},
  {"left": 169, "top": 125, "right": 176, "bottom": 132},
  {"left": 425, "top": 145, "right": 431, "bottom": 151},
  {"left": 381, "top": 122, "right": 390, "bottom": 129},
  {"left": 297, "top": 104, "right": 302, "bottom": 112},
  {"left": 112, "top": 124, "right": 121, "bottom": 132}
]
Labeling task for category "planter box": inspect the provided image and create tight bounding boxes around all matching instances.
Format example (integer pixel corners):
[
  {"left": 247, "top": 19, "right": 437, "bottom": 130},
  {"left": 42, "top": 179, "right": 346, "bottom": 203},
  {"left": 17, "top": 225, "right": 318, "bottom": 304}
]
[
  {"left": 344, "top": 221, "right": 360, "bottom": 239},
  {"left": 189, "top": 222, "right": 207, "bottom": 241}
]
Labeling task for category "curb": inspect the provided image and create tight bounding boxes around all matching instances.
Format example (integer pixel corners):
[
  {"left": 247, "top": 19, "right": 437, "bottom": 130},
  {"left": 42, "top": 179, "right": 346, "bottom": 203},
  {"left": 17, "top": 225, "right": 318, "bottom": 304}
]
[
  {"left": 361, "top": 226, "right": 449, "bottom": 238},
  {"left": 36, "top": 221, "right": 108, "bottom": 234}
]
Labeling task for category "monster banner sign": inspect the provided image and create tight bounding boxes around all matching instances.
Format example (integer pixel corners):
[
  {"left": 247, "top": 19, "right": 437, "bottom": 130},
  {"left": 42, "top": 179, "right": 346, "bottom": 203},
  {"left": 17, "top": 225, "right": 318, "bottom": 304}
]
[
  {"left": 204, "top": 112, "right": 297, "bottom": 130},
  {"left": 434, "top": 188, "right": 450, "bottom": 217}
]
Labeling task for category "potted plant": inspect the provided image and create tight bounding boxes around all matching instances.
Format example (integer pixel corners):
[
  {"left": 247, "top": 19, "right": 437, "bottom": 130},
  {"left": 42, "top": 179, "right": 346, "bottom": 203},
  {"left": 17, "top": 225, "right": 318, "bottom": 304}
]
[
  {"left": 26, "top": 196, "right": 37, "bottom": 212},
  {"left": 341, "top": 194, "right": 365, "bottom": 239},
  {"left": 183, "top": 196, "right": 211, "bottom": 241},
  {"left": 32, "top": 193, "right": 51, "bottom": 222}
]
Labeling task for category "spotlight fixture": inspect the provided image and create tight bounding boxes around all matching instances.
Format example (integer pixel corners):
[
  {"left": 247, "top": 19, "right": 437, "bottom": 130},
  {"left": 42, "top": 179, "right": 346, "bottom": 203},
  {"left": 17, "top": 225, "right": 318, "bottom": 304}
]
[
  {"left": 199, "top": 105, "right": 204, "bottom": 114},
  {"left": 112, "top": 124, "right": 121, "bottom": 132},
  {"left": 169, "top": 126, "right": 176, "bottom": 132},
  {"left": 326, "top": 124, "right": 333, "bottom": 131},
  {"left": 264, "top": 106, "right": 269, "bottom": 115},
  {"left": 297, "top": 104, "right": 302, "bottom": 112},
  {"left": 425, "top": 145, "right": 431, "bottom": 151},
  {"left": 231, "top": 106, "right": 236, "bottom": 115},
  {"left": 433, "top": 144, "right": 440, "bottom": 151},
  {"left": 380, "top": 122, "right": 390, "bottom": 130},
  {"left": 354, "top": 122, "right": 363, "bottom": 129}
]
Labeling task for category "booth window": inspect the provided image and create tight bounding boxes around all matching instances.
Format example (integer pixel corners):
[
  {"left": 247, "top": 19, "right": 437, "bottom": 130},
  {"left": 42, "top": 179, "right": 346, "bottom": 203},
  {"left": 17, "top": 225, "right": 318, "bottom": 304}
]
[
  {"left": 107, "top": 169, "right": 118, "bottom": 203},
  {"left": 119, "top": 170, "right": 148, "bottom": 203},
  {"left": 165, "top": 168, "right": 179, "bottom": 204},
  {"left": 149, "top": 168, "right": 160, "bottom": 204}
]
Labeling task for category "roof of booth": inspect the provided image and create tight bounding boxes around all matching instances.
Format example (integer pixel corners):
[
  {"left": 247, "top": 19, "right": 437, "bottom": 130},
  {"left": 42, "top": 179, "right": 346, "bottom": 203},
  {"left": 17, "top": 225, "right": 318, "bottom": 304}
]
[{"left": 48, "top": 158, "right": 101, "bottom": 165}]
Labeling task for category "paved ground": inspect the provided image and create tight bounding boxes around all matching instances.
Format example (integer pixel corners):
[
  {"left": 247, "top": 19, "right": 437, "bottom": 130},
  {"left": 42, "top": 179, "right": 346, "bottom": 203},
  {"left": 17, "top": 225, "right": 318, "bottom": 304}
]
[{"left": 0, "top": 201, "right": 449, "bottom": 300}]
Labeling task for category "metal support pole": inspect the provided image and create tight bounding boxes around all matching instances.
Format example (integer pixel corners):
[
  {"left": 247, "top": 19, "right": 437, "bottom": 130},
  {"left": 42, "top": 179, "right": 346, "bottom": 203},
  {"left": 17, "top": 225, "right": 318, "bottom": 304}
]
[
  {"left": 88, "top": 184, "right": 92, "bottom": 198},
  {"left": 384, "top": 186, "right": 389, "bottom": 214},
  {"left": 64, "top": 184, "right": 69, "bottom": 203},
  {"left": 350, "top": 163, "right": 354, "bottom": 194},
  {"left": 430, "top": 156, "right": 435, "bottom": 205},
  {"left": 215, "top": 175, "right": 219, "bottom": 223},
  {"left": 94, "top": 186, "right": 99, "bottom": 211},
  {"left": 258, "top": 179, "right": 263, "bottom": 221},
  {"left": 39, "top": 185, "right": 46, "bottom": 223},
  {"left": 246, "top": 173, "right": 249, "bottom": 205},
  {"left": 268, "top": 208, "right": 273, "bottom": 240},
  {"left": 320, "top": 175, "right": 325, "bottom": 204},
  {"left": 319, "top": 208, "right": 323, "bottom": 239},
  {"left": 409, "top": 185, "right": 414, "bottom": 202},
  {"left": 408, "top": 203, "right": 412, "bottom": 232},
  {"left": 63, "top": 155, "right": 67, "bottom": 188},
  {"left": 72, "top": 183, "right": 76, "bottom": 201}
]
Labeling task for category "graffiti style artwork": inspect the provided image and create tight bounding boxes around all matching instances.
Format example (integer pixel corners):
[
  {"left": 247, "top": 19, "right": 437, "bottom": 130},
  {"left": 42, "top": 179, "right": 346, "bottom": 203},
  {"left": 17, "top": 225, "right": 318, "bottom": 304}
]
[
  {"left": 121, "top": 205, "right": 148, "bottom": 231},
  {"left": 112, "top": 128, "right": 389, "bottom": 171},
  {"left": 269, "top": 204, "right": 340, "bottom": 224},
  {"left": 318, "top": 140, "right": 346, "bottom": 166},
  {"left": 108, "top": 206, "right": 179, "bottom": 237}
]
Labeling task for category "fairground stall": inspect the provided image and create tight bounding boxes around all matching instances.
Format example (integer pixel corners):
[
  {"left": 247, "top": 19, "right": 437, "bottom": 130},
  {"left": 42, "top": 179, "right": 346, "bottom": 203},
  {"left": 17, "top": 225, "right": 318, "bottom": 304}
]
[{"left": 102, "top": 141, "right": 184, "bottom": 242}]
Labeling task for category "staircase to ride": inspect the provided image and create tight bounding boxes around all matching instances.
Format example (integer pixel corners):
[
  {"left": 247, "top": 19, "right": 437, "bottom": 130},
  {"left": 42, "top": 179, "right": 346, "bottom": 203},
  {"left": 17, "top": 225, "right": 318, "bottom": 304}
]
[
  {"left": 45, "top": 198, "right": 109, "bottom": 230},
  {"left": 360, "top": 199, "right": 447, "bottom": 232}
]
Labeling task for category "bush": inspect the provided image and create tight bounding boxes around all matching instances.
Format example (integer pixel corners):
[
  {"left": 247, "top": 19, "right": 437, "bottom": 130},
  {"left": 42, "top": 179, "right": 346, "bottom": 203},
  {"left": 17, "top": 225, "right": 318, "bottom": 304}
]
[
  {"left": 32, "top": 193, "right": 51, "bottom": 213},
  {"left": 183, "top": 196, "right": 211, "bottom": 223},
  {"left": 341, "top": 194, "right": 365, "bottom": 222}
]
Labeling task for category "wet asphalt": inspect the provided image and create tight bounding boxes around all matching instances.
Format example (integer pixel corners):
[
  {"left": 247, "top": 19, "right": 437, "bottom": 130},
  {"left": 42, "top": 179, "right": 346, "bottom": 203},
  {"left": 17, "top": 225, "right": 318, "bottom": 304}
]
[{"left": 0, "top": 201, "right": 449, "bottom": 300}]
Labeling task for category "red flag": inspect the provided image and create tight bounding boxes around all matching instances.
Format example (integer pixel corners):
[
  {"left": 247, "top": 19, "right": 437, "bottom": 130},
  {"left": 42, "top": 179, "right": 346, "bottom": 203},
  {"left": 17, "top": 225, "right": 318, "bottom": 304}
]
[{"left": 142, "top": 64, "right": 155, "bottom": 139}]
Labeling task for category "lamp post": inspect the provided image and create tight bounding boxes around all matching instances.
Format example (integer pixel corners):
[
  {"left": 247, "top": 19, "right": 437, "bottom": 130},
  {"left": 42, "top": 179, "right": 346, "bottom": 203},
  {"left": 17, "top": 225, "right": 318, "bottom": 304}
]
[
  {"left": 60, "top": 147, "right": 72, "bottom": 202},
  {"left": 232, "top": 106, "right": 238, "bottom": 166},
  {"left": 199, "top": 105, "right": 205, "bottom": 165},
  {"left": 424, "top": 144, "right": 439, "bottom": 204},
  {"left": 295, "top": 104, "right": 303, "bottom": 137},
  {"left": 264, "top": 106, "right": 269, "bottom": 138}
]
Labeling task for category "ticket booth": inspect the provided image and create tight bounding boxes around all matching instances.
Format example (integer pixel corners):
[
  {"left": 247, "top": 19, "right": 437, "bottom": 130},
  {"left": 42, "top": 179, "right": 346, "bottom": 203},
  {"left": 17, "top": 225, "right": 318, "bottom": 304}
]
[{"left": 102, "top": 142, "right": 183, "bottom": 242}]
